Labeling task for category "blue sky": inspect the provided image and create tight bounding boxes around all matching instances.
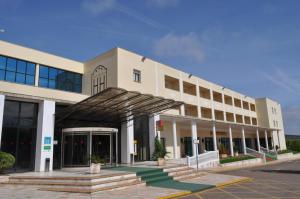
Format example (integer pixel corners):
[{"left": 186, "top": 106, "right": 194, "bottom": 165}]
[{"left": 1, "top": 0, "right": 300, "bottom": 135}]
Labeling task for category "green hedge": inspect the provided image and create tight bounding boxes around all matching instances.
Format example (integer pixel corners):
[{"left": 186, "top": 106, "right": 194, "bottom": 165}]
[
  {"left": 286, "top": 140, "right": 300, "bottom": 153},
  {"left": 220, "top": 155, "right": 256, "bottom": 164},
  {"left": 0, "top": 151, "right": 15, "bottom": 172}
]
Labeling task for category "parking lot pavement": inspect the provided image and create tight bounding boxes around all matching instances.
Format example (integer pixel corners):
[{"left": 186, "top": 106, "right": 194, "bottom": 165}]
[{"left": 178, "top": 159, "right": 300, "bottom": 199}]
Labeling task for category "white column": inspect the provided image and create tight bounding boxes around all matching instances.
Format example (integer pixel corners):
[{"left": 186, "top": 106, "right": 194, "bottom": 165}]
[
  {"left": 121, "top": 120, "right": 134, "bottom": 164},
  {"left": 0, "top": 94, "right": 5, "bottom": 148},
  {"left": 172, "top": 120, "right": 178, "bottom": 159},
  {"left": 277, "top": 130, "right": 281, "bottom": 150},
  {"left": 212, "top": 122, "right": 217, "bottom": 151},
  {"left": 241, "top": 127, "right": 246, "bottom": 155},
  {"left": 228, "top": 125, "right": 234, "bottom": 156},
  {"left": 35, "top": 100, "right": 55, "bottom": 172},
  {"left": 149, "top": 114, "right": 160, "bottom": 156},
  {"left": 256, "top": 129, "right": 261, "bottom": 152},
  {"left": 191, "top": 121, "right": 197, "bottom": 156},
  {"left": 264, "top": 130, "right": 269, "bottom": 150}
]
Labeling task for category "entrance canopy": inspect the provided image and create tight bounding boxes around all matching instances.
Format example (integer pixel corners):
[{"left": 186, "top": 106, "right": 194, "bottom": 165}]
[{"left": 56, "top": 87, "right": 183, "bottom": 128}]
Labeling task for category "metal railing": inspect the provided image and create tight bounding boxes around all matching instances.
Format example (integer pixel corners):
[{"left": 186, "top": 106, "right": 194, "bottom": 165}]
[
  {"left": 260, "top": 146, "right": 278, "bottom": 160},
  {"left": 187, "top": 150, "right": 219, "bottom": 167},
  {"left": 246, "top": 147, "right": 266, "bottom": 164}
]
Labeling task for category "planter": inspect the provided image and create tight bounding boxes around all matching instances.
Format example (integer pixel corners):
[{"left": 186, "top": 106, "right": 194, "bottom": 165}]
[
  {"left": 90, "top": 163, "right": 101, "bottom": 174},
  {"left": 157, "top": 158, "right": 165, "bottom": 166},
  {"left": 221, "top": 154, "right": 228, "bottom": 159},
  {"left": 234, "top": 152, "right": 239, "bottom": 157}
]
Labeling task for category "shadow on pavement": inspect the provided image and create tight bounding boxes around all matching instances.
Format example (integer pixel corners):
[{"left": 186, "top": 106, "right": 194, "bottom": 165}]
[{"left": 256, "top": 170, "right": 300, "bottom": 174}]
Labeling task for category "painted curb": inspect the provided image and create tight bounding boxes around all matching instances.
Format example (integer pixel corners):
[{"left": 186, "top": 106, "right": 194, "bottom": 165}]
[{"left": 216, "top": 177, "right": 253, "bottom": 188}]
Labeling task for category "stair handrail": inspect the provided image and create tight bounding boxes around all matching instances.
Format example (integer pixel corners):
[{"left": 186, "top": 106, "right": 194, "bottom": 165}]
[
  {"left": 246, "top": 147, "right": 266, "bottom": 164},
  {"left": 260, "top": 146, "right": 278, "bottom": 159},
  {"left": 186, "top": 150, "right": 219, "bottom": 166}
]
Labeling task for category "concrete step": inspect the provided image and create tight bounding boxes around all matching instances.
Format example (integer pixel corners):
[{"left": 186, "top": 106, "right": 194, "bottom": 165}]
[
  {"left": 41, "top": 180, "right": 146, "bottom": 193},
  {"left": 8, "top": 175, "right": 139, "bottom": 186},
  {"left": 163, "top": 165, "right": 190, "bottom": 173}
]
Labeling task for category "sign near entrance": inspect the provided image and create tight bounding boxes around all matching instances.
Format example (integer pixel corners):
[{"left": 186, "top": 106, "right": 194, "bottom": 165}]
[
  {"left": 44, "top": 137, "right": 52, "bottom": 152},
  {"left": 156, "top": 120, "right": 164, "bottom": 131}
]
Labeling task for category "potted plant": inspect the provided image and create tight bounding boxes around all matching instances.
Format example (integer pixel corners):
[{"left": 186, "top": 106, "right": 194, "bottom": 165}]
[
  {"left": 152, "top": 136, "right": 168, "bottom": 166},
  {"left": 219, "top": 144, "right": 228, "bottom": 159},
  {"left": 0, "top": 151, "right": 15, "bottom": 173},
  {"left": 234, "top": 146, "right": 239, "bottom": 157},
  {"left": 89, "top": 155, "right": 104, "bottom": 174}
]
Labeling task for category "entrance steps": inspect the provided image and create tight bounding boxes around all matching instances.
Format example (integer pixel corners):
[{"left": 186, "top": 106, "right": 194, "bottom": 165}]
[
  {"left": 5, "top": 173, "right": 145, "bottom": 193},
  {"left": 164, "top": 165, "right": 206, "bottom": 181}
]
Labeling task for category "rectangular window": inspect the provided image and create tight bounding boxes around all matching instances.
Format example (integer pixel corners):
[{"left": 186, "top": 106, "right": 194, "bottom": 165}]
[
  {"left": 133, "top": 69, "right": 141, "bottom": 83},
  {"left": 0, "top": 55, "right": 36, "bottom": 86},
  {"left": 165, "top": 75, "right": 180, "bottom": 91},
  {"left": 38, "top": 65, "right": 82, "bottom": 93}
]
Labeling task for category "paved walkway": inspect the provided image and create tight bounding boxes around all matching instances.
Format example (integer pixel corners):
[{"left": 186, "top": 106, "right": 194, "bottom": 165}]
[{"left": 0, "top": 171, "right": 246, "bottom": 199}]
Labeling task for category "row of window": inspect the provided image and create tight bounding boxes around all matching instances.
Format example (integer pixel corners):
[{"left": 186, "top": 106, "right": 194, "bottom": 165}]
[
  {"left": 0, "top": 55, "right": 36, "bottom": 85},
  {"left": 0, "top": 55, "right": 82, "bottom": 93},
  {"left": 181, "top": 104, "right": 257, "bottom": 126},
  {"left": 164, "top": 75, "right": 256, "bottom": 112},
  {"left": 39, "top": 65, "right": 82, "bottom": 93}
]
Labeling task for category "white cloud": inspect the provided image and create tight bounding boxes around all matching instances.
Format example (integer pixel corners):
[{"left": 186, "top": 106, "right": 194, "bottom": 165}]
[
  {"left": 81, "top": 0, "right": 164, "bottom": 29},
  {"left": 154, "top": 32, "right": 205, "bottom": 63},
  {"left": 262, "top": 68, "right": 300, "bottom": 96},
  {"left": 82, "top": 0, "right": 116, "bottom": 16},
  {"left": 147, "top": 0, "right": 180, "bottom": 8}
]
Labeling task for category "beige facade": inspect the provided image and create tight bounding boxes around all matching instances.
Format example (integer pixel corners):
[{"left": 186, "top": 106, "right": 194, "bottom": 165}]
[{"left": 0, "top": 40, "right": 287, "bottom": 169}]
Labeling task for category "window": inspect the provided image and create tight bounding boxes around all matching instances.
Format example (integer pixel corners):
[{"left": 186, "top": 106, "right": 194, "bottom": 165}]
[
  {"left": 184, "top": 104, "right": 198, "bottom": 117},
  {"left": 133, "top": 69, "right": 141, "bottom": 83},
  {"left": 214, "top": 110, "right": 224, "bottom": 121},
  {"left": 39, "top": 65, "right": 82, "bottom": 93},
  {"left": 250, "top": 103, "right": 256, "bottom": 111},
  {"left": 236, "top": 114, "right": 243, "bottom": 123},
  {"left": 244, "top": 116, "right": 251, "bottom": 124},
  {"left": 199, "top": 87, "right": 211, "bottom": 99},
  {"left": 224, "top": 95, "right": 233, "bottom": 105},
  {"left": 242, "top": 101, "right": 249, "bottom": 110},
  {"left": 234, "top": 98, "right": 242, "bottom": 108},
  {"left": 252, "top": 118, "right": 257, "bottom": 125},
  {"left": 165, "top": 75, "right": 180, "bottom": 91},
  {"left": 213, "top": 91, "right": 223, "bottom": 103},
  {"left": 226, "top": 112, "right": 234, "bottom": 122},
  {"left": 0, "top": 55, "right": 36, "bottom": 85},
  {"left": 201, "top": 107, "right": 212, "bottom": 119},
  {"left": 183, "top": 81, "right": 196, "bottom": 96}
]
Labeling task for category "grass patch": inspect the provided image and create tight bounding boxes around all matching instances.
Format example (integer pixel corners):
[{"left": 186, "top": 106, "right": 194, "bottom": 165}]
[{"left": 220, "top": 155, "right": 256, "bottom": 164}]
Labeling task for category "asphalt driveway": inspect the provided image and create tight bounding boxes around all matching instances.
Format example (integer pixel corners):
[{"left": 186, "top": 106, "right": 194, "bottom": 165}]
[{"left": 179, "top": 159, "right": 300, "bottom": 199}]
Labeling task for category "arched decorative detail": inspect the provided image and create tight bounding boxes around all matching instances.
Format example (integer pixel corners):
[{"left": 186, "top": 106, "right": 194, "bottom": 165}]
[{"left": 91, "top": 65, "right": 107, "bottom": 95}]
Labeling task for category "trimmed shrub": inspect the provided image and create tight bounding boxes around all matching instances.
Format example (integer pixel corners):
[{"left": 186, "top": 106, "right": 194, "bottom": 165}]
[
  {"left": 220, "top": 155, "right": 255, "bottom": 164},
  {"left": 0, "top": 151, "right": 15, "bottom": 172},
  {"left": 287, "top": 140, "right": 300, "bottom": 153}
]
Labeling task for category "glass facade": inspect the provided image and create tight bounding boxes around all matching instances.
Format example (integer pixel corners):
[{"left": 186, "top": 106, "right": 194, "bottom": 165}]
[
  {"left": 39, "top": 65, "right": 82, "bottom": 93},
  {"left": 1, "top": 100, "right": 38, "bottom": 170},
  {"left": 0, "top": 55, "right": 36, "bottom": 85}
]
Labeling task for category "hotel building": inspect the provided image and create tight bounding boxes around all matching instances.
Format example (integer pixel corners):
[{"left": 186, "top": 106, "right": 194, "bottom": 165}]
[{"left": 0, "top": 40, "right": 286, "bottom": 172}]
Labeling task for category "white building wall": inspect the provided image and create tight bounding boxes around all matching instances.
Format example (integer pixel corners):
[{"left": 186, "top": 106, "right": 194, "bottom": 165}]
[
  {"left": 121, "top": 120, "right": 134, "bottom": 164},
  {"left": 35, "top": 100, "right": 55, "bottom": 172},
  {"left": 0, "top": 94, "right": 5, "bottom": 148}
]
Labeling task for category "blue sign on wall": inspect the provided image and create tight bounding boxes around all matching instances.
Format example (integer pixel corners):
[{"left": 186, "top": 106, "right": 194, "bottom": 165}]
[{"left": 44, "top": 137, "right": 51, "bottom": 145}]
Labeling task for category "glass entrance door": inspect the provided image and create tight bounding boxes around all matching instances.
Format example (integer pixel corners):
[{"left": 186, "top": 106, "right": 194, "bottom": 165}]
[
  {"left": 92, "top": 134, "right": 111, "bottom": 164},
  {"left": 63, "top": 133, "right": 89, "bottom": 167}
]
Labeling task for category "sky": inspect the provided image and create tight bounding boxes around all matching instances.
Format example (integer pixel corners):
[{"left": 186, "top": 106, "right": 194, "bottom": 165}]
[{"left": 0, "top": 0, "right": 300, "bottom": 135}]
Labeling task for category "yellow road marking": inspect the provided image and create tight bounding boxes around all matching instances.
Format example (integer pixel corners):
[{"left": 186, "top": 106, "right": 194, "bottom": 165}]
[
  {"left": 217, "top": 187, "right": 240, "bottom": 198},
  {"left": 216, "top": 177, "right": 253, "bottom": 188}
]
